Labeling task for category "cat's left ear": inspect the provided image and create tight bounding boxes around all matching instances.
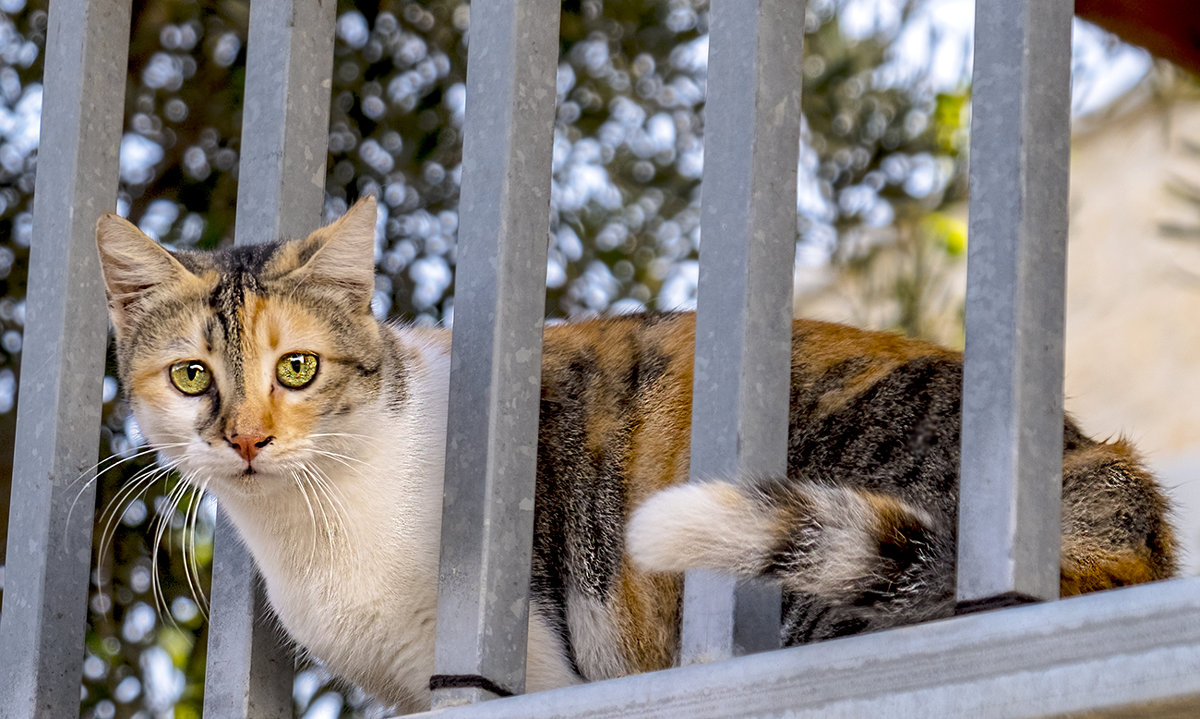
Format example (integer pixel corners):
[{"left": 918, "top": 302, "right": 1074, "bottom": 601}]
[{"left": 285, "top": 196, "right": 377, "bottom": 311}]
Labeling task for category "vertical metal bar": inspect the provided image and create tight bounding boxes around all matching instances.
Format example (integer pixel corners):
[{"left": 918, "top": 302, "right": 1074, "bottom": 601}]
[
  {"left": 232, "top": 0, "right": 337, "bottom": 242},
  {"left": 956, "top": 0, "right": 1074, "bottom": 610},
  {"left": 0, "top": 0, "right": 130, "bottom": 716},
  {"left": 203, "top": 0, "right": 336, "bottom": 715},
  {"left": 682, "top": 0, "right": 804, "bottom": 664},
  {"left": 431, "top": 0, "right": 559, "bottom": 707},
  {"left": 202, "top": 512, "right": 296, "bottom": 718}
]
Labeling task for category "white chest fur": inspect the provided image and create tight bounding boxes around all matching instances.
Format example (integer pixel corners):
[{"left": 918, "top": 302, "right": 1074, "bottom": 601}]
[
  {"left": 209, "top": 328, "right": 578, "bottom": 710},
  {"left": 218, "top": 347, "right": 446, "bottom": 708}
]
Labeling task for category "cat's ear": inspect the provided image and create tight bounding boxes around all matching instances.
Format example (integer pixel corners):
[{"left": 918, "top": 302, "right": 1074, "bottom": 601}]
[
  {"left": 286, "top": 196, "right": 377, "bottom": 311},
  {"left": 96, "top": 213, "right": 197, "bottom": 337}
]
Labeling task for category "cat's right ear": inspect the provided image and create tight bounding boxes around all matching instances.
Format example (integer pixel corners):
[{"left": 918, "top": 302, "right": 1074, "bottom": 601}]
[{"left": 96, "top": 213, "right": 196, "bottom": 338}]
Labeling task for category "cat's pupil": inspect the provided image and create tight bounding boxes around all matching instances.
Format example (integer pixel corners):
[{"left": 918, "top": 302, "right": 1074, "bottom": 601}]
[
  {"left": 187, "top": 364, "right": 199, "bottom": 381},
  {"left": 291, "top": 357, "right": 302, "bottom": 373}
]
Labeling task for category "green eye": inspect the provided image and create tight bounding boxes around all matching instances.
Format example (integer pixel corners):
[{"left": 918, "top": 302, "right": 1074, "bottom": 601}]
[
  {"left": 169, "top": 360, "right": 212, "bottom": 395},
  {"left": 277, "top": 352, "right": 318, "bottom": 389}
]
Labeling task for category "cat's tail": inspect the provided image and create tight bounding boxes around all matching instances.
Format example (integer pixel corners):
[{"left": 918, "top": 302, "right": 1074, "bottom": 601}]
[{"left": 626, "top": 478, "right": 950, "bottom": 603}]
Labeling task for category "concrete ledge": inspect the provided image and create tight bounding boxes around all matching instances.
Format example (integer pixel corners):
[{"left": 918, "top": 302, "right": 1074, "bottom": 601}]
[{"left": 411, "top": 575, "right": 1200, "bottom": 718}]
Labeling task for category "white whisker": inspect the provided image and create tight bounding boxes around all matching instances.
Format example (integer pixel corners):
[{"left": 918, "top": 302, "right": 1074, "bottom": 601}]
[
  {"left": 96, "top": 463, "right": 176, "bottom": 572},
  {"left": 70, "top": 440, "right": 189, "bottom": 492},
  {"left": 289, "top": 468, "right": 320, "bottom": 573},
  {"left": 308, "top": 432, "right": 375, "bottom": 442},
  {"left": 312, "top": 447, "right": 376, "bottom": 477},
  {"left": 306, "top": 463, "right": 359, "bottom": 565},
  {"left": 182, "top": 479, "right": 211, "bottom": 618},
  {"left": 67, "top": 442, "right": 189, "bottom": 533},
  {"left": 150, "top": 477, "right": 193, "bottom": 631},
  {"left": 299, "top": 464, "right": 339, "bottom": 568}
]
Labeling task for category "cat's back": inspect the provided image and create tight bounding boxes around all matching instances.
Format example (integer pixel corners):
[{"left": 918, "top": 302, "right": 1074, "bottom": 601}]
[
  {"left": 539, "top": 310, "right": 958, "bottom": 385},
  {"left": 539, "top": 310, "right": 700, "bottom": 487},
  {"left": 537, "top": 311, "right": 960, "bottom": 452},
  {"left": 484, "top": 313, "right": 1171, "bottom": 678},
  {"left": 529, "top": 312, "right": 967, "bottom": 677}
]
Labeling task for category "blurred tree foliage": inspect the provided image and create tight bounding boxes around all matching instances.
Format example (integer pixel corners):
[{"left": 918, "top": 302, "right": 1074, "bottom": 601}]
[{"left": 0, "top": 0, "right": 967, "bottom": 716}]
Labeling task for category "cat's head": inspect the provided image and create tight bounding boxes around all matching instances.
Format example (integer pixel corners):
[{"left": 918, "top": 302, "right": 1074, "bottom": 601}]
[{"left": 96, "top": 197, "right": 386, "bottom": 498}]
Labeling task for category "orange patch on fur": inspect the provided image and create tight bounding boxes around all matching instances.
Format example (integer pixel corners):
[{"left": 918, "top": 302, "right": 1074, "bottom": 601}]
[
  {"left": 625, "top": 316, "right": 695, "bottom": 495},
  {"left": 229, "top": 296, "right": 332, "bottom": 444},
  {"left": 610, "top": 559, "right": 681, "bottom": 674},
  {"left": 861, "top": 494, "right": 933, "bottom": 581},
  {"left": 1060, "top": 552, "right": 1160, "bottom": 596},
  {"left": 866, "top": 494, "right": 917, "bottom": 534}
]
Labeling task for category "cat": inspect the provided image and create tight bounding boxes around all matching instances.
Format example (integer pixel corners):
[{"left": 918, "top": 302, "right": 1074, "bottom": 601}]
[{"left": 95, "top": 196, "right": 1177, "bottom": 713}]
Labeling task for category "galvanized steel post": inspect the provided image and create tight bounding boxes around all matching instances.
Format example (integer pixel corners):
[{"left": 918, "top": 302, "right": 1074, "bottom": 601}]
[
  {"left": 0, "top": 0, "right": 130, "bottom": 716},
  {"left": 204, "top": 512, "right": 296, "bottom": 718},
  {"left": 431, "top": 0, "right": 560, "bottom": 707},
  {"left": 682, "top": 0, "right": 805, "bottom": 663},
  {"left": 203, "top": 0, "right": 337, "bottom": 715},
  {"left": 956, "top": 0, "right": 1074, "bottom": 609}
]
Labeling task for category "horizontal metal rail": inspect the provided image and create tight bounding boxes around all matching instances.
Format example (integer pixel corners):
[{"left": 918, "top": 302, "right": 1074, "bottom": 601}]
[{"left": 413, "top": 576, "right": 1200, "bottom": 719}]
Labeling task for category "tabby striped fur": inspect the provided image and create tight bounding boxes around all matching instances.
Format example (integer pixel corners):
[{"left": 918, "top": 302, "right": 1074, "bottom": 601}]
[{"left": 96, "top": 197, "right": 1177, "bottom": 713}]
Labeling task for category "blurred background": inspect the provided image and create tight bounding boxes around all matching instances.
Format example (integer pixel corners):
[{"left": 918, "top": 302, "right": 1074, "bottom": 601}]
[{"left": 0, "top": 0, "right": 1196, "bottom": 716}]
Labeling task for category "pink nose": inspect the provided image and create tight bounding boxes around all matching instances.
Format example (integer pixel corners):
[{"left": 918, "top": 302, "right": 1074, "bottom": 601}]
[{"left": 226, "top": 434, "right": 274, "bottom": 463}]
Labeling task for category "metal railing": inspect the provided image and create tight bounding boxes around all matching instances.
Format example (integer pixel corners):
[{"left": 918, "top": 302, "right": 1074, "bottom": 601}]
[
  {"left": 203, "top": 1, "right": 339, "bottom": 715},
  {"left": 3, "top": 0, "right": 1200, "bottom": 717}
]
